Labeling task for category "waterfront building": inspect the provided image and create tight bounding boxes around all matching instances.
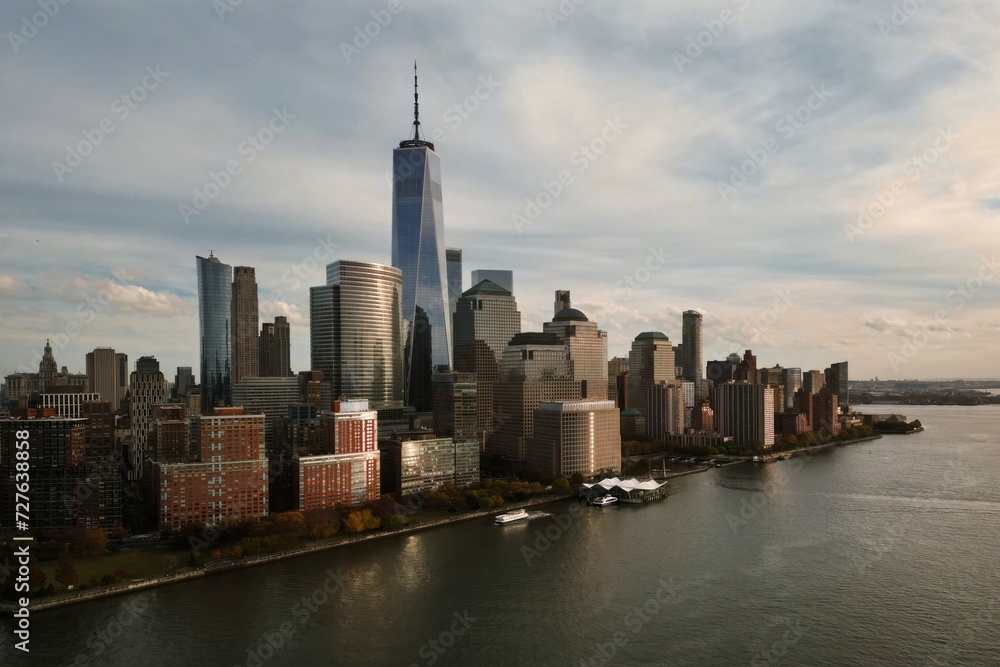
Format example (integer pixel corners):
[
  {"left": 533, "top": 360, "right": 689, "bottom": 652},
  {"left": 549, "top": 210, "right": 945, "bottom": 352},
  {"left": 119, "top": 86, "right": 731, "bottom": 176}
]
[
  {"left": 779, "top": 411, "right": 810, "bottom": 436},
  {"left": 620, "top": 408, "right": 646, "bottom": 439},
  {"left": 431, "top": 372, "right": 478, "bottom": 447},
  {"left": 670, "top": 432, "right": 733, "bottom": 449},
  {"left": 392, "top": 66, "right": 452, "bottom": 411},
  {"left": 627, "top": 332, "right": 674, "bottom": 415},
  {"left": 470, "top": 269, "right": 513, "bottom": 294},
  {"left": 647, "top": 381, "right": 685, "bottom": 440},
  {"left": 714, "top": 383, "right": 775, "bottom": 449},
  {"left": 310, "top": 260, "right": 405, "bottom": 409},
  {"left": 681, "top": 310, "right": 704, "bottom": 402},
  {"left": 812, "top": 388, "right": 841, "bottom": 436},
  {"left": 259, "top": 316, "right": 293, "bottom": 377},
  {"left": 86, "top": 348, "right": 128, "bottom": 412},
  {"left": 793, "top": 389, "right": 814, "bottom": 430},
  {"left": 197, "top": 254, "right": 233, "bottom": 412},
  {"left": 128, "top": 356, "right": 169, "bottom": 480},
  {"left": 825, "top": 362, "right": 849, "bottom": 408},
  {"left": 452, "top": 279, "right": 521, "bottom": 448},
  {"left": 379, "top": 429, "right": 478, "bottom": 495},
  {"left": 526, "top": 400, "right": 621, "bottom": 478},
  {"left": 231, "top": 266, "right": 259, "bottom": 385}
]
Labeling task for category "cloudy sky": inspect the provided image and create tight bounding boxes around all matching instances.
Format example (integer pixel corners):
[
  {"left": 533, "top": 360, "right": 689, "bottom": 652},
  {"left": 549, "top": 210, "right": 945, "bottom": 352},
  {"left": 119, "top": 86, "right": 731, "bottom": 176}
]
[{"left": 1, "top": 0, "right": 999, "bottom": 384}]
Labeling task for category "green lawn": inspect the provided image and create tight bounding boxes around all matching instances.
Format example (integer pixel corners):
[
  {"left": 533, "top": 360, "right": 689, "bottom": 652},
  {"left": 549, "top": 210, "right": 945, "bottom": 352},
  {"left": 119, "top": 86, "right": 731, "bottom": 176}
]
[{"left": 39, "top": 547, "right": 191, "bottom": 589}]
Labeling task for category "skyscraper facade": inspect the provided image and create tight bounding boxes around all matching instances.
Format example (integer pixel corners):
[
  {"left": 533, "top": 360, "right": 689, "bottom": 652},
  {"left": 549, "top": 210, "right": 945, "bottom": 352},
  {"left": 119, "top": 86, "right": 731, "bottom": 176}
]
[
  {"left": 681, "top": 310, "right": 704, "bottom": 401},
  {"left": 782, "top": 367, "right": 802, "bottom": 409},
  {"left": 543, "top": 307, "right": 608, "bottom": 400},
  {"left": 803, "top": 369, "right": 825, "bottom": 394},
  {"left": 470, "top": 269, "right": 514, "bottom": 294},
  {"left": 526, "top": 400, "right": 621, "bottom": 478},
  {"left": 446, "top": 247, "right": 462, "bottom": 316},
  {"left": 310, "top": 260, "right": 405, "bottom": 409},
  {"left": 392, "top": 67, "right": 451, "bottom": 410},
  {"left": 453, "top": 280, "right": 521, "bottom": 447},
  {"left": 129, "top": 356, "right": 169, "bottom": 479},
  {"left": 627, "top": 332, "right": 675, "bottom": 415},
  {"left": 826, "top": 361, "right": 849, "bottom": 407},
  {"left": 231, "top": 266, "right": 259, "bottom": 385},
  {"left": 259, "top": 316, "right": 292, "bottom": 377},
  {"left": 715, "top": 383, "right": 775, "bottom": 449},
  {"left": 197, "top": 254, "right": 232, "bottom": 413},
  {"left": 86, "top": 347, "right": 128, "bottom": 412}
]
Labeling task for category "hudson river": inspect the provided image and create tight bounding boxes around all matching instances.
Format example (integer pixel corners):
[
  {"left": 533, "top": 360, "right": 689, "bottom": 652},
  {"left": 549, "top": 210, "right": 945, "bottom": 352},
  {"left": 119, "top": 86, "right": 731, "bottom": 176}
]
[{"left": 4, "top": 404, "right": 1000, "bottom": 666}]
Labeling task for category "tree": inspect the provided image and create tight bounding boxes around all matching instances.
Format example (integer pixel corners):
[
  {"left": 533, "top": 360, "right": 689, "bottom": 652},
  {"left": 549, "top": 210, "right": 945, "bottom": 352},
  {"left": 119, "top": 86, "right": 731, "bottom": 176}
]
[
  {"left": 552, "top": 477, "right": 571, "bottom": 493},
  {"left": 55, "top": 550, "right": 79, "bottom": 589},
  {"left": 344, "top": 509, "right": 381, "bottom": 533}
]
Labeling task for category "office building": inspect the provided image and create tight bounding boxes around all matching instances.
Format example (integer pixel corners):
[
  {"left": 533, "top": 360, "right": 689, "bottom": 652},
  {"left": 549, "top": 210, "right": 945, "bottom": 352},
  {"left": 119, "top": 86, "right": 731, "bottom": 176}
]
[
  {"left": 86, "top": 348, "right": 129, "bottom": 412},
  {"left": 825, "top": 361, "right": 849, "bottom": 408},
  {"left": 197, "top": 253, "right": 233, "bottom": 412},
  {"left": 681, "top": 310, "right": 704, "bottom": 401},
  {"left": 310, "top": 260, "right": 405, "bottom": 409},
  {"left": 554, "top": 290, "right": 572, "bottom": 316},
  {"left": 39, "top": 391, "right": 101, "bottom": 418},
  {"left": 803, "top": 370, "right": 825, "bottom": 394},
  {"left": 128, "top": 356, "right": 169, "bottom": 479},
  {"left": 432, "top": 372, "right": 478, "bottom": 447},
  {"left": 173, "top": 367, "right": 194, "bottom": 402},
  {"left": 231, "top": 266, "right": 259, "bottom": 385},
  {"left": 232, "top": 376, "right": 303, "bottom": 449},
  {"left": 470, "top": 269, "right": 513, "bottom": 294},
  {"left": 379, "top": 429, "right": 478, "bottom": 495},
  {"left": 392, "top": 66, "right": 452, "bottom": 411},
  {"left": 453, "top": 280, "right": 521, "bottom": 447},
  {"left": 647, "top": 381, "right": 685, "bottom": 440},
  {"left": 714, "top": 383, "right": 775, "bottom": 449},
  {"left": 526, "top": 400, "right": 620, "bottom": 478},
  {"left": 446, "top": 247, "right": 462, "bottom": 316},
  {"left": 782, "top": 368, "right": 802, "bottom": 409},
  {"left": 259, "top": 316, "right": 292, "bottom": 377},
  {"left": 543, "top": 305, "right": 608, "bottom": 400},
  {"left": 627, "top": 332, "right": 674, "bottom": 415}
]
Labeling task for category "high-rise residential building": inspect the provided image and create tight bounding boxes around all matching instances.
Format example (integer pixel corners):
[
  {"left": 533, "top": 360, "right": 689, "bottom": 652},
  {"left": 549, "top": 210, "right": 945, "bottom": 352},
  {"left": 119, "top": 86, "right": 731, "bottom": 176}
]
[
  {"left": 691, "top": 399, "right": 714, "bottom": 432},
  {"left": 152, "top": 404, "right": 189, "bottom": 463},
  {"left": 86, "top": 348, "right": 128, "bottom": 412},
  {"left": 310, "top": 260, "right": 405, "bottom": 409},
  {"left": 627, "top": 332, "right": 675, "bottom": 415},
  {"left": 647, "top": 381, "right": 685, "bottom": 440},
  {"left": 197, "top": 253, "right": 233, "bottom": 413},
  {"left": 489, "top": 333, "right": 580, "bottom": 465},
  {"left": 680, "top": 380, "right": 696, "bottom": 429},
  {"left": 453, "top": 280, "right": 521, "bottom": 448},
  {"left": 706, "top": 358, "right": 738, "bottom": 385},
  {"left": 392, "top": 66, "right": 451, "bottom": 411},
  {"left": 470, "top": 270, "right": 513, "bottom": 294},
  {"left": 128, "top": 356, "right": 168, "bottom": 479},
  {"left": 81, "top": 400, "right": 116, "bottom": 459},
  {"left": 793, "top": 389, "right": 814, "bottom": 430},
  {"left": 232, "top": 376, "right": 303, "bottom": 450},
  {"left": 231, "top": 266, "right": 260, "bottom": 385},
  {"left": 173, "top": 367, "right": 194, "bottom": 401},
  {"left": 1, "top": 416, "right": 122, "bottom": 531},
  {"left": 738, "top": 350, "right": 757, "bottom": 383},
  {"left": 825, "top": 361, "right": 849, "bottom": 408},
  {"left": 39, "top": 391, "right": 101, "bottom": 418},
  {"left": 379, "top": 429, "right": 478, "bottom": 495},
  {"left": 152, "top": 407, "right": 268, "bottom": 533},
  {"left": 446, "top": 247, "right": 462, "bottom": 316},
  {"left": 259, "top": 316, "right": 292, "bottom": 377},
  {"left": 298, "top": 370, "right": 323, "bottom": 413},
  {"left": 543, "top": 306, "right": 608, "bottom": 400},
  {"left": 715, "top": 383, "right": 775, "bottom": 449},
  {"left": 812, "top": 388, "right": 841, "bottom": 436},
  {"left": 803, "top": 370, "right": 825, "bottom": 394},
  {"left": 782, "top": 368, "right": 802, "bottom": 409},
  {"left": 681, "top": 310, "right": 704, "bottom": 401},
  {"left": 526, "top": 400, "right": 621, "bottom": 478}
]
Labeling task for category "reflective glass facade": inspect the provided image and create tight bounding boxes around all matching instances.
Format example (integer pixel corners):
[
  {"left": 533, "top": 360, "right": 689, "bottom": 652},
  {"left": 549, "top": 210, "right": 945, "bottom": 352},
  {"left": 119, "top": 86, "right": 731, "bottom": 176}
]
[
  {"left": 392, "top": 144, "right": 451, "bottom": 410},
  {"left": 197, "top": 255, "right": 232, "bottom": 413},
  {"left": 446, "top": 247, "right": 462, "bottom": 316},
  {"left": 310, "top": 261, "right": 404, "bottom": 409},
  {"left": 682, "top": 310, "right": 703, "bottom": 402}
]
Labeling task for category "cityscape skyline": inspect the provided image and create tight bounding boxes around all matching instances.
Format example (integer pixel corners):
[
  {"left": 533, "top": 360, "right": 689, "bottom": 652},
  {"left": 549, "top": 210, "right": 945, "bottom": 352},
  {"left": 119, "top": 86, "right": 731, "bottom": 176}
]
[{"left": 1, "top": 4, "right": 998, "bottom": 381}]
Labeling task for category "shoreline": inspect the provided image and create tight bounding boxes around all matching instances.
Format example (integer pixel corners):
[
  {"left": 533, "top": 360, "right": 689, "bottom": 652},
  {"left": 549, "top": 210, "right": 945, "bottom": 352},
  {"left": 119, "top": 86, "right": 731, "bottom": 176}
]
[{"left": 2, "top": 434, "right": 880, "bottom": 614}]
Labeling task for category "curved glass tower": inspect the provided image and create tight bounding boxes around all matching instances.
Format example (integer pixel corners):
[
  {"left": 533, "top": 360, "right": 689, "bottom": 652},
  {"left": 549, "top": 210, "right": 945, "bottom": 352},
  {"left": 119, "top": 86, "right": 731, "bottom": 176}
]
[
  {"left": 392, "top": 64, "right": 451, "bottom": 410},
  {"left": 197, "top": 254, "right": 232, "bottom": 413}
]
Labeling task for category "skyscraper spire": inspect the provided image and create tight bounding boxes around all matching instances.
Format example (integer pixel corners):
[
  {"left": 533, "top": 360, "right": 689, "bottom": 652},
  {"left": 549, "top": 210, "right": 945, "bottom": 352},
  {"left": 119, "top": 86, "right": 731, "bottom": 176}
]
[{"left": 412, "top": 61, "right": 421, "bottom": 140}]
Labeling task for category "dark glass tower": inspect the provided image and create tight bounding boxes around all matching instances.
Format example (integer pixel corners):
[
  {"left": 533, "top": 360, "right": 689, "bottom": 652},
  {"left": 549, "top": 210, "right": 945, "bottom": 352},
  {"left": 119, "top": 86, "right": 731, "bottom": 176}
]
[
  {"left": 197, "top": 253, "right": 232, "bottom": 413},
  {"left": 392, "top": 64, "right": 451, "bottom": 410}
]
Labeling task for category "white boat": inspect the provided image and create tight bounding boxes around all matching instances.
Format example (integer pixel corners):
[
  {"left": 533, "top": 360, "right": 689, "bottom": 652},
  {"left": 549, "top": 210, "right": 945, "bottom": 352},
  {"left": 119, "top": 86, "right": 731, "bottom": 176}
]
[
  {"left": 592, "top": 494, "right": 619, "bottom": 507},
  {"left": 494, "top": 509, "right": 529, "bottom": 525}
]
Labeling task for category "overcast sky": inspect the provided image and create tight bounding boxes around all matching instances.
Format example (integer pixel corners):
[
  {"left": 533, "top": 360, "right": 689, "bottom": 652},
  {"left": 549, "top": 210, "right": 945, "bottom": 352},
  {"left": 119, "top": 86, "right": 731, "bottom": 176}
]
[{"left": 1, "top": 0, "right": 999, "bottom": 384}]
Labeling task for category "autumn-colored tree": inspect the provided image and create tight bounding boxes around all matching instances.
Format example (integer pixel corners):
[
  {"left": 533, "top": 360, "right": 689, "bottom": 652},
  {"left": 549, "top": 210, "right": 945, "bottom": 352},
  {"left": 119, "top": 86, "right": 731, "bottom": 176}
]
[
  {"left": 343, "top": 509, "right": 381, "bottom": 533},
  {"left": 383, "top": 513, "right": 410, "bottom": 529},
  {"left": 110, "top": 526, "right": 130, "bottom": 541},
  {"left": 55, "top": 550, "right": 79, "bottom": 589}
]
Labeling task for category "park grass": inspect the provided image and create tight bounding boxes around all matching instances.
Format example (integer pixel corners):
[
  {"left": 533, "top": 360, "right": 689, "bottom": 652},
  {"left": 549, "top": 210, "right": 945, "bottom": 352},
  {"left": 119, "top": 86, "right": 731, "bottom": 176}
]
[{"left": 40, "top": 547, "right": 191, "bottom": 589}]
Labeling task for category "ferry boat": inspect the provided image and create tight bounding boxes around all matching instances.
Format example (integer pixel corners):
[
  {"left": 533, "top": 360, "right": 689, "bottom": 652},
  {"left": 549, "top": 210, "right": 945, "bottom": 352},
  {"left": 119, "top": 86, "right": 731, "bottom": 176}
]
[
  {"left": 494, "top": 509, "right": 529, "bottom": 525},
  {"left": 592, "top": 494, "right": 619, "bottom": 507}
]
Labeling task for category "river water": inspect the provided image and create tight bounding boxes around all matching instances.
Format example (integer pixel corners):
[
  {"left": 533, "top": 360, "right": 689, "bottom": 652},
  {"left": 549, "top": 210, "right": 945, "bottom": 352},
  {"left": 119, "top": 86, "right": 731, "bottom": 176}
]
[{"left": 4, "top": 404, "right": 1000, "bottom": 666}]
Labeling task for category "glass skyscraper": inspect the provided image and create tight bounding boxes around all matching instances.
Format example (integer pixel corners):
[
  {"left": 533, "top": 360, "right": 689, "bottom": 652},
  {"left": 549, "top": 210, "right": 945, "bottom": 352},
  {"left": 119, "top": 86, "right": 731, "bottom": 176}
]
[
  {"left": 682, "top": 310, "right": 703, "bottom": 402},
  {"left": 309, "top": 260, "right": 405, "bottom": 409},
  {"left": 446, "top": 247, "right": 462, "bottom": 316},
  {"left": 197, "top": 254, "right": 232, "bottom": 414},
  {"left": 392, "top": 66, "right": 452, "bottom": 411}
]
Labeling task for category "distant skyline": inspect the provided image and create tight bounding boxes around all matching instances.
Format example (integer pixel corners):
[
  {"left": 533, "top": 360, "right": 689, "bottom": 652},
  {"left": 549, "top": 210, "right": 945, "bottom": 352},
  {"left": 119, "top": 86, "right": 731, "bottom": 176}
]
[{"left": 1, "top": 2, "right": 998, "bottom": 381}]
